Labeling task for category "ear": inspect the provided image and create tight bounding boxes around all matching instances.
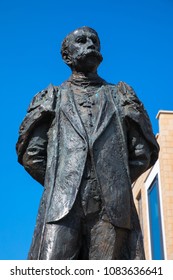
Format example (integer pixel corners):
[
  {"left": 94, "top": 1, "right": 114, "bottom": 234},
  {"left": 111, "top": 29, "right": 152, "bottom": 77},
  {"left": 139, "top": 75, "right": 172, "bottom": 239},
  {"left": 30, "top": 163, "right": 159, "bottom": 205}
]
[{"left": 62, "top": 50, "right": 72, "bottom": 66}]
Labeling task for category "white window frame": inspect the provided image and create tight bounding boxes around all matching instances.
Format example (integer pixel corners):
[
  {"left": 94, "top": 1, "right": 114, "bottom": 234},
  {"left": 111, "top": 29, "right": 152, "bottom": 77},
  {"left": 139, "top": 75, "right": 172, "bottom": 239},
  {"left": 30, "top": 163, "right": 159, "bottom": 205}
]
[{"left": 145, "top": 160, "right": 167, "bottom": 259}]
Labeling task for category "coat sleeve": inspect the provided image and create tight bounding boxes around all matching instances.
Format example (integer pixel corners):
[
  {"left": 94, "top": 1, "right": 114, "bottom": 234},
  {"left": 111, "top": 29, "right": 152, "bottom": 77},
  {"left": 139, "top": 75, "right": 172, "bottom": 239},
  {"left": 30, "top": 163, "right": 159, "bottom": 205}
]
[
  {"left": 117, "top": 81, "right": 159, "bottom": 183},
  {"left": 126, "top": 118, "right": 152, "bottom": 183},
  {"left": 16, "top": 84, "right": 57, "bottom": 186}
]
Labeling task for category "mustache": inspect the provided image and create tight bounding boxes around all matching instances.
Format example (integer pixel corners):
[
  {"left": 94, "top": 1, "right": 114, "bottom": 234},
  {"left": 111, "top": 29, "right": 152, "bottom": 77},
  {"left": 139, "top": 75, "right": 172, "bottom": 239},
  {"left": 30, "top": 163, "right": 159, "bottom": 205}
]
[{"left": 76, "top": 49, "right": 103, "bottom": 62}]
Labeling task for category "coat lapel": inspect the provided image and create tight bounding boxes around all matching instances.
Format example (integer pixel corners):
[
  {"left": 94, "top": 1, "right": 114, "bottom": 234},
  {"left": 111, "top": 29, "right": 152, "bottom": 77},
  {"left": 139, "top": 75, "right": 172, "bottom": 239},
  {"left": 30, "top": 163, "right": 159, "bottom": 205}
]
[
  {"left": 92, "top": 85, "right": 116, "bottom": 144},
  {"left": 60, "top": 87, "right": 87, "bottom": 142}
]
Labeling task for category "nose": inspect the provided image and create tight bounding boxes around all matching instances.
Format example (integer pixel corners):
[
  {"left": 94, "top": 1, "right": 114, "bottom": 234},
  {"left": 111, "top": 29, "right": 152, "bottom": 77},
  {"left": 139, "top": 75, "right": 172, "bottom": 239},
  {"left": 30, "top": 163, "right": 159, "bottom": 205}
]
[
  {"left": 87, "top": 38, "right": 95, "bottom": 50},
  {"left": 88, "top": 44, "right": 95, "bottom": 50}
]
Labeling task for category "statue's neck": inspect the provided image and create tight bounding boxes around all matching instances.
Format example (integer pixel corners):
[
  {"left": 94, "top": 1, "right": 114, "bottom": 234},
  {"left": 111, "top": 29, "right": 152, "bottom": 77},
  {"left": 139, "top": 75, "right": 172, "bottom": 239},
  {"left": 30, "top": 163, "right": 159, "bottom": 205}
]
[{"left": 68, "top": 72, "right": 106, "bottom": 87}]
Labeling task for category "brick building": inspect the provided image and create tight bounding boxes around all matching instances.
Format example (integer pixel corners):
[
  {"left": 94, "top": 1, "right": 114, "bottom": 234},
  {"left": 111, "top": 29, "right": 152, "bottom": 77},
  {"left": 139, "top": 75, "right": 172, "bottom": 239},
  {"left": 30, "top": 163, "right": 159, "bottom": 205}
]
[{"left": 132, "top": 111, "right": 173, "bottom": 260}]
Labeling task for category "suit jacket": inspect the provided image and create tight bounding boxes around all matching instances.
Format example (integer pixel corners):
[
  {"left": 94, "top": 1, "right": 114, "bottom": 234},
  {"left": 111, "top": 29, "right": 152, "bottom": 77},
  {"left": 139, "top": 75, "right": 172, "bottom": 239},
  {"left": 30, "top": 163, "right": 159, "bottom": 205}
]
[{"left": 16, "top": 81, "right": 159, "bottom": 259}]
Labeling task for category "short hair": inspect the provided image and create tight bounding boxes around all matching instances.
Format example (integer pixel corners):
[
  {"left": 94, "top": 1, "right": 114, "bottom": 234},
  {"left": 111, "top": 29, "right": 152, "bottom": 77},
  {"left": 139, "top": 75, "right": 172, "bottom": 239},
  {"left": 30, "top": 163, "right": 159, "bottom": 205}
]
[{"left": 61, "top": 26, "right": 101, "bottom": 57}]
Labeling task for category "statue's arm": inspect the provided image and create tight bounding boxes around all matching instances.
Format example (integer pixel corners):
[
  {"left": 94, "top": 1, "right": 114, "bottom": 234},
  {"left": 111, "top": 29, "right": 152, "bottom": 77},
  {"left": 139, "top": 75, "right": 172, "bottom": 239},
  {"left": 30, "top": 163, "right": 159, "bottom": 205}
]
[
  {"left": 16, "top": 84, "right": 56, "bottom": 186},
  {"left": 116, "top": 81, "right": 159, "bottom": 183},
  {"left": 127, "top": 120, "right": 151, "bottom": 183},
  {"left": 22, "top": 122, "right": 49, "bottom": 186}
]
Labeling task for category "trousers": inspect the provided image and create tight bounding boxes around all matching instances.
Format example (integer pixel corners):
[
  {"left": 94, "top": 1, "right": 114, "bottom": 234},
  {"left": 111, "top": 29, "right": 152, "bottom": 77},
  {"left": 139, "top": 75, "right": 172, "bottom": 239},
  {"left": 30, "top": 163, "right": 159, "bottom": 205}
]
[{"left": 39, "top": 193, "right": 129, "bottom": 260}]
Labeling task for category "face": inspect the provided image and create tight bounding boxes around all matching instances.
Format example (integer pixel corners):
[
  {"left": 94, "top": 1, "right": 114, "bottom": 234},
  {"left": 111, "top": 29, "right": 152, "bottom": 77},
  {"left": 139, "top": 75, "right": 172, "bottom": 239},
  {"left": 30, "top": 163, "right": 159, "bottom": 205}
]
[{"left": 62, "top": 27, "right": 103, "bottom": 72}]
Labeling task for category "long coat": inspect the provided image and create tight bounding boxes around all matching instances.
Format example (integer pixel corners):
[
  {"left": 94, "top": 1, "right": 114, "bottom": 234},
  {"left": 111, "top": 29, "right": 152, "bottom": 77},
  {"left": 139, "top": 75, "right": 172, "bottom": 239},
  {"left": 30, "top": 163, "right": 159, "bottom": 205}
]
[{"left": 16, "top": 81, "right": 159, "bottom": 259}]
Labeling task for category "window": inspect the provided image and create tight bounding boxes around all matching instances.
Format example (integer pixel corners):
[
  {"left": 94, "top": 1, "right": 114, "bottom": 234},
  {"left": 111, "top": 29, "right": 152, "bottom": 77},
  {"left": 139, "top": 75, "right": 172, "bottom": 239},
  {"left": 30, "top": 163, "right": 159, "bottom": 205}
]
[
  {"left": 148, "top": 176, "right": 164, "bottom": 259},
  {"left": 136, "top": 191, "right": 143, "bottom": 233}
]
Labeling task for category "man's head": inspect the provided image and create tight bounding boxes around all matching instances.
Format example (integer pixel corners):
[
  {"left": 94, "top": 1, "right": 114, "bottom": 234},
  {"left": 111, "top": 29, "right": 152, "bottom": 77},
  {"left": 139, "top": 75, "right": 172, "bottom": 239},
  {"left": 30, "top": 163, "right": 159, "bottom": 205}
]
[{"left": 61, "top": 27, "right": 103, "bottom": 73}]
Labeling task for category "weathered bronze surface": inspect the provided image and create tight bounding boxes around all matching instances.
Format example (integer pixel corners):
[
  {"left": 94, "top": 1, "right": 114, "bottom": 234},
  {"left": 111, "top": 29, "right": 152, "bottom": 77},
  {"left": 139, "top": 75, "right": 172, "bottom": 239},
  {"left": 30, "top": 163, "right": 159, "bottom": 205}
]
[{"left": 16, "top": 27, "right": 159, "bottom": 259}]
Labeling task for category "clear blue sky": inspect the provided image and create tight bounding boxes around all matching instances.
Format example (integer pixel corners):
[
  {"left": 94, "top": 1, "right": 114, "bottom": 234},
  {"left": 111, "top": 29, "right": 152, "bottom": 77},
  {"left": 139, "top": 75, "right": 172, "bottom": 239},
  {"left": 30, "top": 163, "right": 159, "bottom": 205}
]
[{"left": 0, "top": 0, "right": 173, "bottom": 259}]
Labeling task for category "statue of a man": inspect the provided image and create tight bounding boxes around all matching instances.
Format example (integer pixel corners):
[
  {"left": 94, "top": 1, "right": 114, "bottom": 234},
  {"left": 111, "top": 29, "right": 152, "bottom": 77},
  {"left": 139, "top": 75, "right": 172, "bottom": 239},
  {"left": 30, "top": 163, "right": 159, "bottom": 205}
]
[{"left": 16, "top": 27, "right": 159, "bottom": 260}]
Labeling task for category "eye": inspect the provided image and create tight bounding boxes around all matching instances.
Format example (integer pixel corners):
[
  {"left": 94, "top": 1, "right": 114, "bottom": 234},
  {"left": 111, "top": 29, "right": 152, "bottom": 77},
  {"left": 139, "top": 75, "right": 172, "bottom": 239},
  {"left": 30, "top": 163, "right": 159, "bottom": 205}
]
[
  {"left": 76, "top": 36, "right": 86, "bottom": 43},
  {"left": 91, "top": 36, "right": 97, "bottom": 44}
]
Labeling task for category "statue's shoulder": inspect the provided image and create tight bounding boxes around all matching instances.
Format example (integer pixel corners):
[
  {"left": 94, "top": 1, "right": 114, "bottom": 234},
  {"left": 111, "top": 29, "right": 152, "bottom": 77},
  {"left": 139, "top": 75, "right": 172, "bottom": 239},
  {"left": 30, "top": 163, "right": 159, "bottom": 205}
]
[
  {"left": 111, "top": 81, "right": 159, "bottom": 164},
  {"left": 113, "top": 81, "right": 141, "bottom": 106},
  {"left": 106, "top": 81, "right": 141, "bottom": 113},
  {"left": 16, "top": 84, "right": 59, "bottom": 163},
  {"left": 27, "top": 84, "right": 58, "bottom": 113},
  {"left": 109, "top": 80, "right": 147, "bottom": 116},
  {"left": 17, "top": 84, "right": 58, "bottom": 149}
]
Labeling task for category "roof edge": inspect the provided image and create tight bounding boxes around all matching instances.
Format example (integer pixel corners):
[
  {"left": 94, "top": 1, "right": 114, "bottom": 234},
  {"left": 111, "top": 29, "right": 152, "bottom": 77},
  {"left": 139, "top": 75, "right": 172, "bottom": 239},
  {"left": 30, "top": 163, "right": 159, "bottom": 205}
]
[{"left": 156, "top": 110, "right": 173, "bottom": 119}]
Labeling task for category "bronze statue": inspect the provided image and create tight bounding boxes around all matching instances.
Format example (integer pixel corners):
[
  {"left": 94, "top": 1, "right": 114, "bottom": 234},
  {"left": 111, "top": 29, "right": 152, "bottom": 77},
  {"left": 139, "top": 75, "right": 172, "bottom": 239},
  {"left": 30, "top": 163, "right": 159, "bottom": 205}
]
[{"left": 16, "top": 27, "right": 159, "bottom": 259}]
